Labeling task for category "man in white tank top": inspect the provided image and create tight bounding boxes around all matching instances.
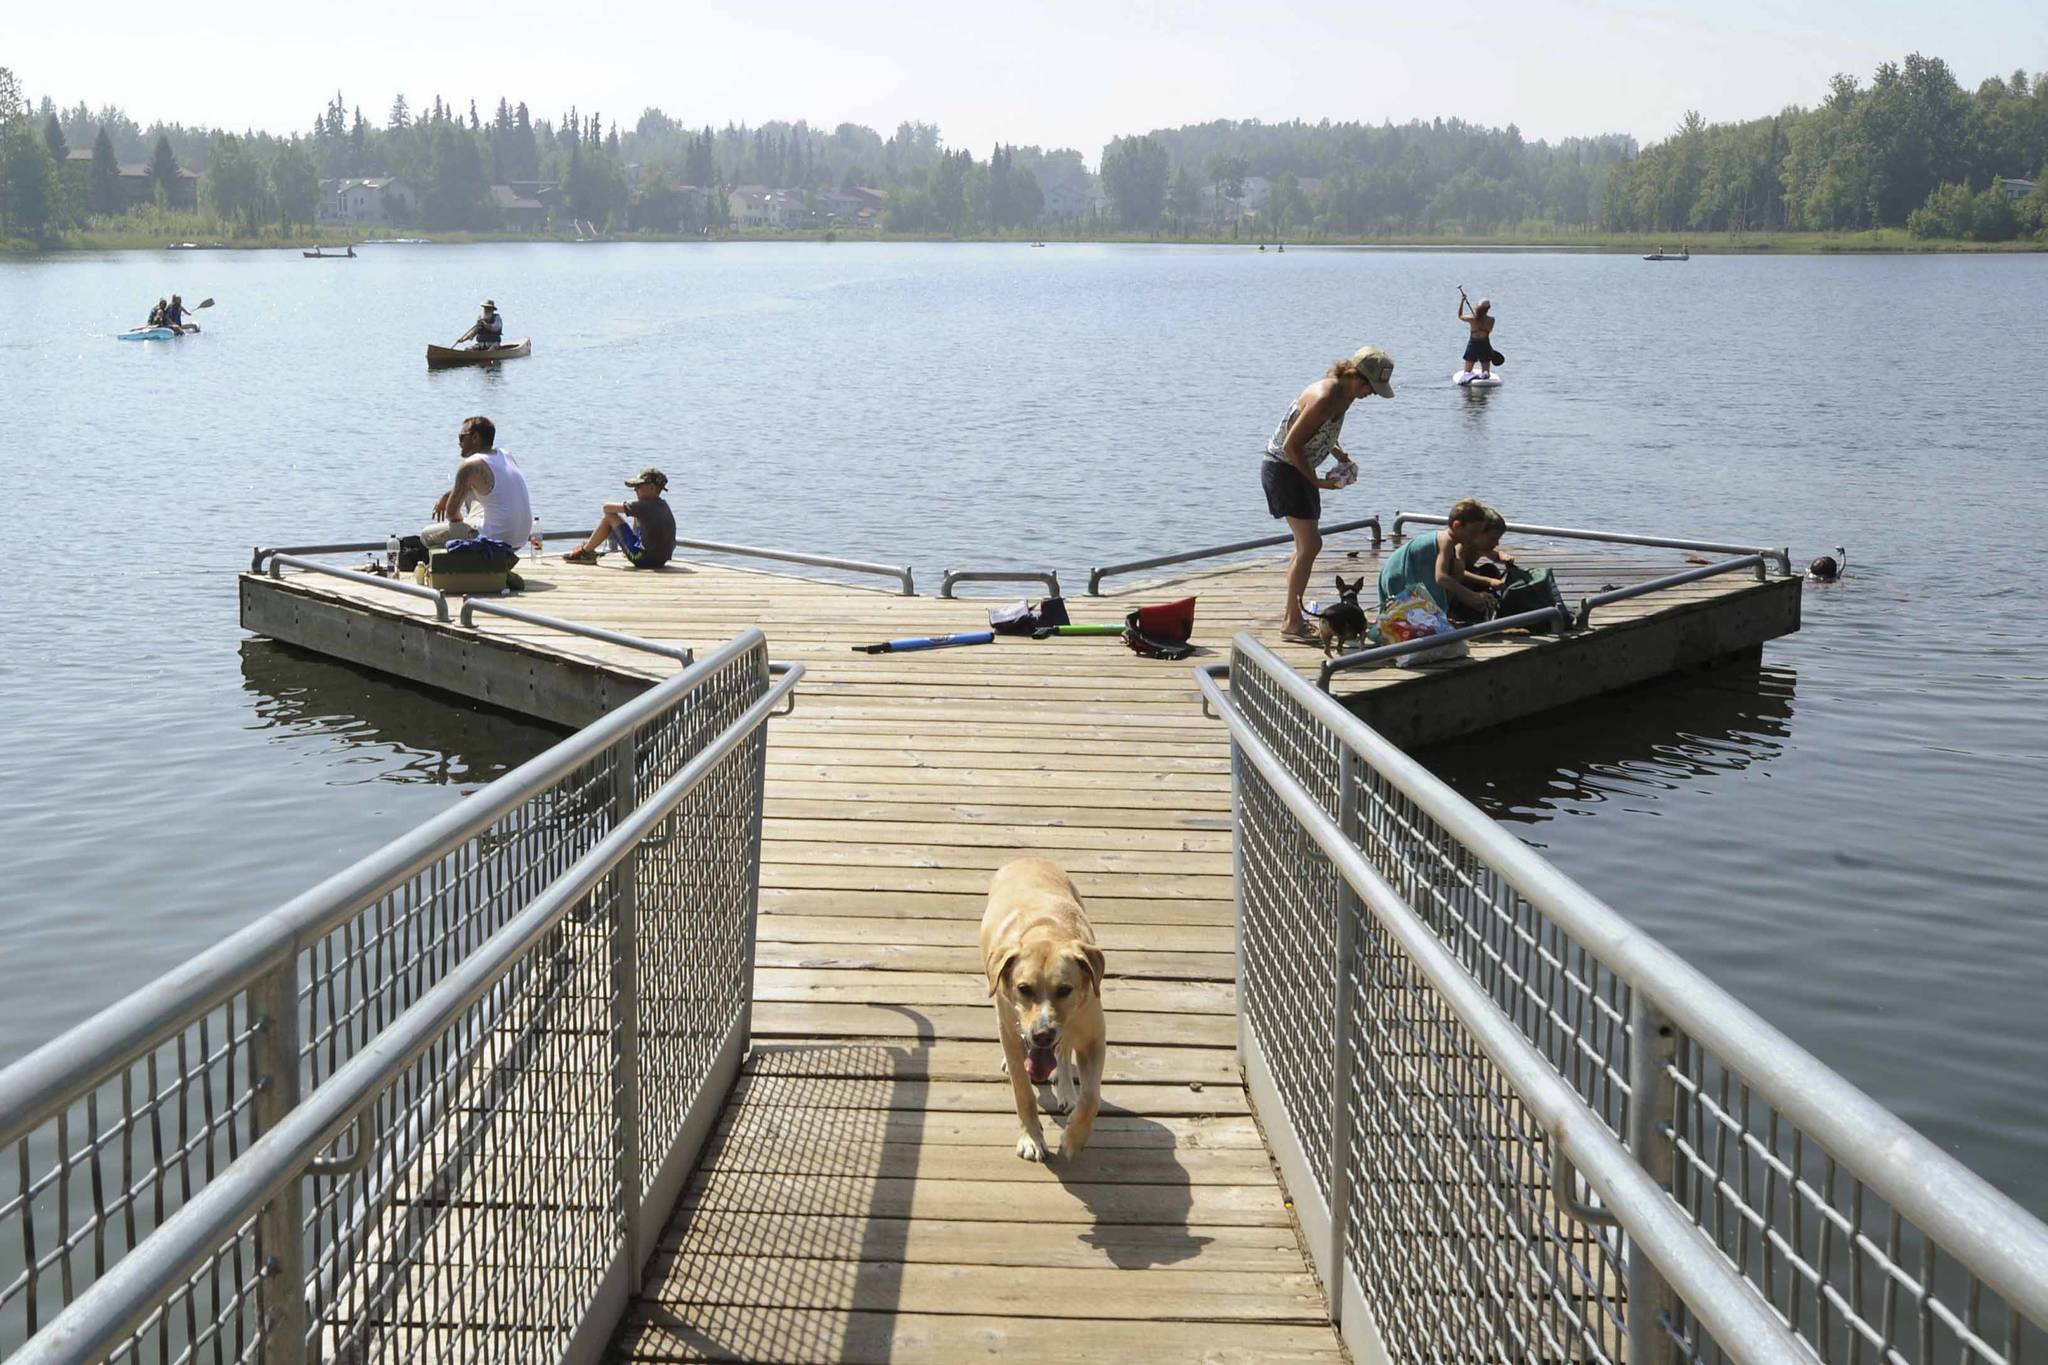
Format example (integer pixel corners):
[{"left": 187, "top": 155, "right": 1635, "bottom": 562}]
[{"left": 421, "top": 415, "right": 533, "bottom": 560}]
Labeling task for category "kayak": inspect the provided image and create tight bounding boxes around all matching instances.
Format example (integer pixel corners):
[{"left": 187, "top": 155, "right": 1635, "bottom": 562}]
[
  {"left": 119, "top": 324, "right": 201, "bottom": 341},
  {"left": 426, "top": 338, "right": 531, "bottom": 367}
]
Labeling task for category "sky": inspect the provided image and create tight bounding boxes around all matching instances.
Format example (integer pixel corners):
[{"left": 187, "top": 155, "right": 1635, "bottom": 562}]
[{"left": 9, "top": 0, "right": 2046, "bottom": 163}]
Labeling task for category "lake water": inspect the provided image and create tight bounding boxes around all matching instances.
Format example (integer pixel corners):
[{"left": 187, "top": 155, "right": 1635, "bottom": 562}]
[{"left": 2, "top": 242, "right": 2044, "bottom": 1216}]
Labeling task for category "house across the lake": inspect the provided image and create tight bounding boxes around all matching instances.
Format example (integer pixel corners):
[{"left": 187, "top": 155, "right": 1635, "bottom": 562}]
[
  {"left": 318, "top": 178, "right": 415, "bottom": 226},
  {"left": 1999, "top": 177, "right": 2037, "bottom": 203},
  {"left": 65, "top": 151, "right": 199, "bottom": 212}
]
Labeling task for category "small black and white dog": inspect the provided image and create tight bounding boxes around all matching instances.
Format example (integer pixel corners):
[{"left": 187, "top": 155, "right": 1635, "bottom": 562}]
[{"left": 1316, "top": 575, "right": 1370, "bottom": 657}]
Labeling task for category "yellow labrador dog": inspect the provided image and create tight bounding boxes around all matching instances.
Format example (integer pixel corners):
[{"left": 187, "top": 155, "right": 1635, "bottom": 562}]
[{"left": 980, "top": 857, "right": 1107, "bottom": 1162}]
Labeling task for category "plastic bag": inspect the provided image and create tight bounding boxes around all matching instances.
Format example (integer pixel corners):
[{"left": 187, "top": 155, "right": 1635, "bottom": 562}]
[
  {"left": 1378, "top": 586, "right": 1449, "bottom": 643},
  {"left": 1378, "top": 585, "right": 1469, "bottom": 667},
  {"left": 1324, "top": 460, "right": 1358, "bottom": 489}
]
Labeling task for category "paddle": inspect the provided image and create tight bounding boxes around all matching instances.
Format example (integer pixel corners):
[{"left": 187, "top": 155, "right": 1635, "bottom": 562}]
[{"left": 196, "top": 298, "right": 214, "bottom": 309}]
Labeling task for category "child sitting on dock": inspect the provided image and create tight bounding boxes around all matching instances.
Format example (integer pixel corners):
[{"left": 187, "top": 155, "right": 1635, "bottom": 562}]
[
  {"left": 1378, "top": 499, "right": 1511, "bottom": 624},
  {"left": 564, "top": 467, "right": 676, "bottom": 569}
]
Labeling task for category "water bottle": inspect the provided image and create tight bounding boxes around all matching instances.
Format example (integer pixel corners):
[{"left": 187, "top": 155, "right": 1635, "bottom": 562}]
[
  {"left": 528, "top": 515, "right": 542, "bottom": 557},
  {"left": 386, "top": 531, "right": 400, "bottom": 571}
]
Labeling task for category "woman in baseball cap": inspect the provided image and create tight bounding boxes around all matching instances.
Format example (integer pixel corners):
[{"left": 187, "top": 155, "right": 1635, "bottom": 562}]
[{"left": 1260, "top": 346, "right": 1394, "bottom": 645}]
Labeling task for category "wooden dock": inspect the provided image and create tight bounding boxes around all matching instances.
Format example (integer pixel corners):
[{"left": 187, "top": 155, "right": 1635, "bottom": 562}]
[{"left": 238, "top": 532, "right": 1799, "bottom": 1363}]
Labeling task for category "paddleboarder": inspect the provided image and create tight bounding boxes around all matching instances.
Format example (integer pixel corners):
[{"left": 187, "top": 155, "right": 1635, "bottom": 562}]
[{"left": 1457, "top": 289, "right": 1501, "bottom": 381}]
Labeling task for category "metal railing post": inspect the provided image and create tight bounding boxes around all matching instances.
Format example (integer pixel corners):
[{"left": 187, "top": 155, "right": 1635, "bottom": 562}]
[
  {"left": 1628, "top": 995, "right": 1683, "bottom": 1365},
  {"left": 608, "top": 731, "right": 646, "bottom": 1273},
  {"left": 246, "top": 965, "right": 309, "bottom": 1365},
  {"left": 1327, "top": 748, "right": 1358, "bottom": 1325}
]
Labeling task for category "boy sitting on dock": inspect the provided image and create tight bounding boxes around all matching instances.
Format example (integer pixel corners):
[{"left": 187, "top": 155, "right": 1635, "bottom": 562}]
[
  {"left": 1379, "top": 498, "right": 1511, "bottom": 624},
  {"left": 564, "top": 467, "right": 675, "bottom": 569}
]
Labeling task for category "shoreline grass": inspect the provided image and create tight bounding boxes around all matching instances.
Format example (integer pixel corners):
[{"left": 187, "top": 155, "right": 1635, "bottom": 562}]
[{"left": 10, "top": 225, "right": 2044, "bottom": 255}]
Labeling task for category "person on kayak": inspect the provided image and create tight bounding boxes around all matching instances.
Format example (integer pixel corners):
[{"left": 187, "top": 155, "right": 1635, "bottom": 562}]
[
  {"left": 455, "top": 300, "right": 504, "bottom": 350},
  {"left": 164, "top": 295, "right": 196, "bottom": 334},
  {"left": 146, "top": 299, "right": 168, "bottom": 328}
]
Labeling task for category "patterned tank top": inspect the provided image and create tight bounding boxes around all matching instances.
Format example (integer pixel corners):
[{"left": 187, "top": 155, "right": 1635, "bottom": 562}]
[{"left": 1264, "top": 402, "right": 1344, "bottom": 468}]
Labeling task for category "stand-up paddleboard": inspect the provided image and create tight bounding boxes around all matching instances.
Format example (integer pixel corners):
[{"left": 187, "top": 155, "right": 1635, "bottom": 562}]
[
  {"left": 119, "top": 324, "right": 200, "bottom": 341},
  {"left": 1454, "top": 370, "right": 1501, "bottom": 387}
]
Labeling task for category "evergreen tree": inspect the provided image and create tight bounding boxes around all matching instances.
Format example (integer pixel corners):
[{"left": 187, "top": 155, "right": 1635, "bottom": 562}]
[
  {"left": 388, "top": 94, "right": 410, "bottom": 131},
  {"left": 1100, "top": 134, "right": 1169, "bottom": 229},
  {"left": 43, "top": 112, "right": 67, "bottom": 164},
  {"left": 2, "top": 117, "right": 63, "bottom": 240},
  {"left": 271, "top": 140, "right": 319, "bottom": 231},
  {"left": 685, "top": 132, "right": 715, "bottom": 188},
  {"left": 513, "top": 104, "right": 537, "bottom": 179},
  {"left": 147, "top": 134, "right": 179, "bottom": 201},
  {"left": 89, "top": 125, "right": 119, "bottom": 214}
]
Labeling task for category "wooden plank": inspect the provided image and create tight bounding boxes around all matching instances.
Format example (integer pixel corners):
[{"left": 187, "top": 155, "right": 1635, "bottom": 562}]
[
  {"left": 756, "top": 888, "right": 1237, "bottom": 924},
  {"left": 696, "top": 1129, "right": 1277, "bottom": 1185},
  {"left": 751, "top": 1002, "right": 1236, "bottom": 1047},
  {"left": 711, "top": 1111, "right": 1265, "bottom": 1151},
  {"left": 752, "top": 940, "right": 1235, "bottom": 981},
  {"left": 757, "top": 915, "right": 1236, "bottom": 954},
  {"left": 758, "top": 867, "right": 1235, "bottom": 900},
  {"left": 741, "top": 1041, "right": 1240, "bottom": 1087},
  {"left": 655, "top": 1212, "right": 1302, "bottom": 1269},
  {"left": 763, "top": 818, "right": 1232, "bottom": 853},
  {"left": 613, "top": 1309, "right": 1348, "bottom": 1363},
  {"left": 724, "top": 1075, "right": 1244, "bottom": 1117},
  {"left": 641, "top": 1258, "right": 1326, "bottom": 1321},
  {"left": 761, "top": 839, "right": 1234, "bottom": 877},
  {"left": 752, "top": 969, "right": 1236, "bottom": 1015},
  {"left": 675, "top": 1173, "right": 1293, "bottom": 1228}
]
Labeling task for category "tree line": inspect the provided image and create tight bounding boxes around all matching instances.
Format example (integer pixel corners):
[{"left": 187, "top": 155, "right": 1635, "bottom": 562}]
[{"left": 4, "top": 52, "right": 2046, "bottom": 246}]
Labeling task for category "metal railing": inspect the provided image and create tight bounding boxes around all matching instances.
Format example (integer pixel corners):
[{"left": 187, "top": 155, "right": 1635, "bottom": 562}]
[
  {"left": 1317, "top": 603, "right": 1575, "bottom": 689},
  {"left": 2, "top": 632, "right": 799, "bottom": 1362},
  {"left": 1198, "top": 637, "right": 2048, "bottom": 1365},
  {"left": 264, "top": 554, "right": 450, "bottom": 622},
  {"left": 253, "top": 534, "right": 916, "bottom": 596},
  {"left": 1088, "top": 515, "right": 1383, "bottom": 595},
  {"left": 1389, "top": 512, "right": 1792, "bottom": 577},
  {"left": 937, "top": 568, "right": 1061, "bottom": 598},
  {"left": 671, "top": 538, "right": 915, "bottom": 595},
  {"left": 458, "top": 598, "right": 695, "bottom": 665},
  {"left": 1575, "top": 554, "right": 1769, "bottom": 629}
]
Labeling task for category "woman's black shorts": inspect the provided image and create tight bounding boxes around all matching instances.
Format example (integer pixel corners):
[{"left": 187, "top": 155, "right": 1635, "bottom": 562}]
[{"left": 1262, "top": 459, "right": 1320, "bottom": 521}]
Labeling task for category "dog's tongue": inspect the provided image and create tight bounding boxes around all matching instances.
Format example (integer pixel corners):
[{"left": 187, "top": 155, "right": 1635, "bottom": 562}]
[{"left": 1026, "top": 1043, "right": 1058, "bottom": 1084}]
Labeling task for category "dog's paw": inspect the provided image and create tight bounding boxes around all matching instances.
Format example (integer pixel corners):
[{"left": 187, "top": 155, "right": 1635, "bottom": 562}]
[
  {"left": 1015, "top": 1132, "right": 1046, "bottom": 1162},
  {"left": 1058, "top": 1135, "right": 1089, "bottom": 1161},
  {"left": 1042, "top": 1087, "right": 1073, "bottom": 1116}
]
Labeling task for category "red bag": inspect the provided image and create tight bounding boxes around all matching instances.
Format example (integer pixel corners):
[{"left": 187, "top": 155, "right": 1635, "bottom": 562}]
[{"left": 1124, "top": 597, "right": 1196, "bottom": 659}]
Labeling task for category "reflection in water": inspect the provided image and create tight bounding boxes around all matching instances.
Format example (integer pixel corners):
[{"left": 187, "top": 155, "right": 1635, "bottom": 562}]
[
  {"left": 1458, "top": 382, "right": 1496, "bottom": 422},
  {"left": 1419, "top": 660, "right": 1797, "bottom": 825},
  {"left": 239, "top": 639, "right": 561, "bottom": 787}
]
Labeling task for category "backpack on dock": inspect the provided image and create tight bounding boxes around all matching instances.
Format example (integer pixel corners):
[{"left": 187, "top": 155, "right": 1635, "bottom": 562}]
[{"left": 1496, "top": 564, "right": 1566, "bottom": 631}]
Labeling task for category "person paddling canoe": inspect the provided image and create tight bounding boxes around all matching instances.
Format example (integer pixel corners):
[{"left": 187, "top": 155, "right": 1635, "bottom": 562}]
[
  {"left": 163, "top": 294, "right": 197, "bottom": 334},
  {"left": 454, "top": 299, "right": 505, "bottom": 351}
]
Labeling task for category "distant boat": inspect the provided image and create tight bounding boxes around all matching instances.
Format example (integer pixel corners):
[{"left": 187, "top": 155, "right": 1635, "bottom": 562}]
[
  {"left": 1030, "top": 241, "right": 1046, "bottom": 247},
  {"left": 1644, "top": 245, "right": 1691, "bottom": 261},
  {"left": 361, "top": 237, "right": 432, "bottom": 245},
  {"left": 169, "top": 242, "right": 229, "bottom": 250},
  {"left": 303, "top": 246, "right": 356, "bottom": 258},
  {"left": 426, "top": 338, "right": 532, "bottom": 368}
]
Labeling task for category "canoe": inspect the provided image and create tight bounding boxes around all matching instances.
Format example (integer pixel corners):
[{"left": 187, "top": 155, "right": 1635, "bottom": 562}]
[
  {"left": 426, "top": 338, "right": 531, "bottom": 368},
  {"left": 303, "top": 249, "right": 355, "bottom": 258},
  {"left": 119, "top": 324, "right": 200, "bottom": 341}
]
